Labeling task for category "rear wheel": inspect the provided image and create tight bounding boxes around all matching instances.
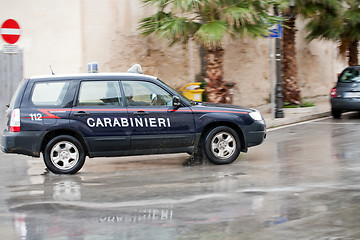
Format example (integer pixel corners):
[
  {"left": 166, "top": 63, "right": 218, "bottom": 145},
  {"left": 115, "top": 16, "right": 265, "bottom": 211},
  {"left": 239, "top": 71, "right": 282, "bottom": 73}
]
[
  {"left": 203, "top": 126, "right": 241, "bottom": 164},
  {"left": 331, "top": 109, "right": 342, "bottom": 119},
  {"left": 43, "top": 135, "right": 85, "bottom": 174}
]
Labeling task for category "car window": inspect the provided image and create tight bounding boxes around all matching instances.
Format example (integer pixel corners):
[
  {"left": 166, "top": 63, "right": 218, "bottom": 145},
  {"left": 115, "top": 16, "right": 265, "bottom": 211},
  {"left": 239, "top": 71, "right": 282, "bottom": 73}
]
[
  {"left": 78, "top": 81, "right": 122, "bottom": 106},
  {"left": 339, "top": 68, "right": 360, "bottom": 83},
  {"left": 31, "top": 81, "right": 70, "bottom": 107},
  {"left": 122, "top": 81, "right": 173, "bottom": 106},
  {"left": 9, "top": 79, "right": 26, "bottom": 108},
  {"left": 158, "top": 78, "right": 191, "bottom": 105}
]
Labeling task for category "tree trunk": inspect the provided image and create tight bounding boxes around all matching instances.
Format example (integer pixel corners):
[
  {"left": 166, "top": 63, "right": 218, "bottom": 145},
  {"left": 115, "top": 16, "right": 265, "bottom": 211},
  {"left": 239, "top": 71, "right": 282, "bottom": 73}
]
[
  {"left": 204, "top": 46, "right": 231, "bottom": 103},
  {"left": 282, "top": 15, "right": 301, "bottom": 105},
  {"left": 348, "top": 40, "right": 359, "bottom": 66}
]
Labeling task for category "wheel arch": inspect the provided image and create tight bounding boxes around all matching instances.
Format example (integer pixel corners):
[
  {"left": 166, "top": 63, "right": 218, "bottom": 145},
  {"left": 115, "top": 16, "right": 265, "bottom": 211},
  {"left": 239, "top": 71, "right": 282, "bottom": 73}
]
[
  {"left": 200, "top": 121, "right": 247, "bottom": 153},
  {"left": 41, "top": 129, "right": 90, "bottom": 156}
]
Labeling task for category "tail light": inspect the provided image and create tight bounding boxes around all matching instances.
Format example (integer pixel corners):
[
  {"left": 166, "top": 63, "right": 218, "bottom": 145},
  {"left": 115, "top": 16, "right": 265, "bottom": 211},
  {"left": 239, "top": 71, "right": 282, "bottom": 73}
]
[
  {"left": 330, "top": 88, "right": 337, "bottom": 98},
  {"left": 10, "top": 108, "right": 21, "bottom": 132}
]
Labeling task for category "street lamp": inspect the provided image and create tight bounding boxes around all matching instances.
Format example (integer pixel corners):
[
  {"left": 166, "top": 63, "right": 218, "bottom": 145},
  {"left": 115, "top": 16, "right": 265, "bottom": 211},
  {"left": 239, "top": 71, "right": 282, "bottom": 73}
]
[
  {"left": 274, "top": 0, "right": 295, "bottom": 118},
  {"left": 288, "top": 0, "right": 296, "bottom": 18}
]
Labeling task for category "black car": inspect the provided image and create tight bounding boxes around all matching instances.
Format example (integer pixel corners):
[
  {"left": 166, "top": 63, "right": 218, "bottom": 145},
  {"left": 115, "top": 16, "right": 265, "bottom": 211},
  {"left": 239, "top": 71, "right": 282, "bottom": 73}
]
[
  {"left": 1, "top": 66, "right": 266, "bottom": 174},
  {"left": 331, "top": 66, "right": 360, "bottom": 118}
]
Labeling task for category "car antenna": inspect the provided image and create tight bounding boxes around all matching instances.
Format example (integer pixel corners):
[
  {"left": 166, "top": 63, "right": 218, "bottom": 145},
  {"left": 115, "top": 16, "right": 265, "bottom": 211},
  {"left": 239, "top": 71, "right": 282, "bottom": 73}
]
[{"left": 49, "top": 65, "right": 55, "bottom": 75}]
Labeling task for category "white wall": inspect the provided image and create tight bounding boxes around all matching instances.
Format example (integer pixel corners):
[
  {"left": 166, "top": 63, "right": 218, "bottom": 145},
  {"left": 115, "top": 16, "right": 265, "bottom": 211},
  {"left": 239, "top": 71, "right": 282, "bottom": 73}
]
[{"left": 0, "top": 0, "right": 82, "bottom": 76}]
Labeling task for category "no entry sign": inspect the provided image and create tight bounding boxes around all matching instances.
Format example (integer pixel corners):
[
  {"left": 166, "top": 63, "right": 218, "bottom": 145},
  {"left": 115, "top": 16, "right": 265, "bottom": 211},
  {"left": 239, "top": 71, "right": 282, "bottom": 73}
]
[{"left": 1, "top": 19, "right": 20, "bottom": 44}]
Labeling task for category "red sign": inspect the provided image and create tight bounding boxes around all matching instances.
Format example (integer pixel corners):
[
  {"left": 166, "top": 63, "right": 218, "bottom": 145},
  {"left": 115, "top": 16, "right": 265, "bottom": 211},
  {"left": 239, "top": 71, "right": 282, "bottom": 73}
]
[{"left": 1, "top": 19, "right": 20, "bottom": 44}]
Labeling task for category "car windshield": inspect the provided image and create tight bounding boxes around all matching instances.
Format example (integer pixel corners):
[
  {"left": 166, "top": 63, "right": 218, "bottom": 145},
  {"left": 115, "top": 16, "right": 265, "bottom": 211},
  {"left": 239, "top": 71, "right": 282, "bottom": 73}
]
[{"left": 339, "top": 68, "right": 360, "bottom": 83}]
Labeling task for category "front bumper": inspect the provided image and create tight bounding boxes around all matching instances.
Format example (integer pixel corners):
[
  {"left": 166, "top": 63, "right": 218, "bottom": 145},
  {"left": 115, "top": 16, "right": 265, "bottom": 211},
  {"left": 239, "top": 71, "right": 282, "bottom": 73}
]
[
  {"left": 1, "top": 130, "right": 43, "bottom": 157},
  {"left": 245, "top": 120, "right": 266, "bottom": 148}
]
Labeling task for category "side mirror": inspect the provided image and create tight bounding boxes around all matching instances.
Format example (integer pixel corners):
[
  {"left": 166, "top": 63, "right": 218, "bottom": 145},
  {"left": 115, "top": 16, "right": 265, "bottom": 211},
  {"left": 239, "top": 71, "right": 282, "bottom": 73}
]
[{"left": 173, "top": 96, "right": 181, "bottom": 107}]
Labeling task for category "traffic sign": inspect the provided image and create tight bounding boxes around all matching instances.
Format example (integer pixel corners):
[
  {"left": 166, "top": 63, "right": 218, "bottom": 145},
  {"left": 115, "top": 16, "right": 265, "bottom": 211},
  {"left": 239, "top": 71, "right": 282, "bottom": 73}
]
[
  {"left": 268, "top": 24, "right": 283, "bottom": 38},
  {"left": 1, "top": 19, "right": 21, "bottom": 44},
  {"left": 3, "top": 44, "right": 18, "bottom": 54}
]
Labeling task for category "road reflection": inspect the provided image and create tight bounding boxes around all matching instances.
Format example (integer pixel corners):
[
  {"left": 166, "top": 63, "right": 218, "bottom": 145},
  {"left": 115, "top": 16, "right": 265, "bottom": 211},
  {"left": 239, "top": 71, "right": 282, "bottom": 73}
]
[
  {"left": 53, "top": 180, "right": 81, "bottom": 201},
  {"left": 4, "top": 116, "right": 360, "bottom": 239}
]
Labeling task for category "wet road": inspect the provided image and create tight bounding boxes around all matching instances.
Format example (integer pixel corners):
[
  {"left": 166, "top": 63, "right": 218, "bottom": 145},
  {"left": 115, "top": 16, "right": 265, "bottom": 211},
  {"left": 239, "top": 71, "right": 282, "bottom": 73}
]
[{"left": 1, "top": 114, "right": 360, "bottom": 240}]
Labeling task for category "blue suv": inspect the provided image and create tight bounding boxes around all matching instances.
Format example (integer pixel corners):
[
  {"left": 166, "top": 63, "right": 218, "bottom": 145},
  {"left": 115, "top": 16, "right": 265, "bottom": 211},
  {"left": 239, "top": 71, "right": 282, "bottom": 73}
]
[{"left": 2, "top": 66, "right": 266, "bottom": 174}]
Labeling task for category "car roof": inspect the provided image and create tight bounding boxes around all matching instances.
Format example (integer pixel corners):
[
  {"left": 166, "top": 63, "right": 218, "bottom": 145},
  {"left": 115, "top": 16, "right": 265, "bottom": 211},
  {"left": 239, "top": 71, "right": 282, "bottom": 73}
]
[
  {"left": 29, "top": 73, "right": 158, "bottom": 82},
  {"left": 344, "top": 66, "right": 360, "bottom": 70}
]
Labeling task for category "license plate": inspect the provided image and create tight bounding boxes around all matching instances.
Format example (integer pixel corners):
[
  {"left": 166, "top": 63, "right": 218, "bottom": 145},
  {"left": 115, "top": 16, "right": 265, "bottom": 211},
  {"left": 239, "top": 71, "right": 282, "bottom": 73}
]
[{"left": 344, "top": 92, "right": 360, "bottom": 98}]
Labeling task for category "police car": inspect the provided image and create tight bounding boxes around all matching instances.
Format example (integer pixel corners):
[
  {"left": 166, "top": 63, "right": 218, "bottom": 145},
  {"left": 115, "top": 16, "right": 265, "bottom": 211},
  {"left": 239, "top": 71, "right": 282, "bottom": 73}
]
[{"left": 1, "top": 65, "right": 266, "bottom": 174}]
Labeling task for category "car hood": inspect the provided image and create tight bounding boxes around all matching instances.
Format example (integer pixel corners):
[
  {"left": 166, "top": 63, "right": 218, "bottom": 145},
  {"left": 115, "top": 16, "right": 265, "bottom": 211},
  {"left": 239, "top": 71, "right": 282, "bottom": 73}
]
[{"left": 190, "top": 102, "right": 254, "bottom": 113}]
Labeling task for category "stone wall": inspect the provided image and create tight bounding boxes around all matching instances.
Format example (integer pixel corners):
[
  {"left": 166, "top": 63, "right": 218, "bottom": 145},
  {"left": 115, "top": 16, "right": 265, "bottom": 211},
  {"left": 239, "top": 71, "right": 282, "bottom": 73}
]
[
  {"left": 80, "top": 0, "right": 347, "bottom": 107},
  {"left": 0, "top": 0, "right": 349, "bottom": 107}
]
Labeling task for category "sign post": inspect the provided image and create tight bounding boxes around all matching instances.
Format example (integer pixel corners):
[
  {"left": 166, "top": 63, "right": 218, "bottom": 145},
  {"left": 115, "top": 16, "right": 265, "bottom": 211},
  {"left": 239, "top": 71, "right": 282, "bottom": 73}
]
[
  {"left": 1, "top": 19, "right": 21, "bottom": 54},
  {"left": 265, "top": 23, "right": 283, "bottom": 119}
]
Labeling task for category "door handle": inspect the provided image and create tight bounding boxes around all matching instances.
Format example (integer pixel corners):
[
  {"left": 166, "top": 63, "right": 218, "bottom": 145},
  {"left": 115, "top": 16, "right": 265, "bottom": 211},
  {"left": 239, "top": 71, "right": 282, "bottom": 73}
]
[
  {"left": 133, "top": 111, "right": 149, "bottom": 115},
  {"left": 74, "top": 111, "right": 90, "bottom": 117}
]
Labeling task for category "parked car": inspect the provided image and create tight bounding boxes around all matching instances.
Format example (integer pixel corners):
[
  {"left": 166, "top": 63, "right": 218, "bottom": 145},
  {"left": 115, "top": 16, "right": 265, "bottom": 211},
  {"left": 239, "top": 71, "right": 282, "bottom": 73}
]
[
  {"left": 1, "top": 65, "right": 266, "bottom": 174},
  {"left": 331, "top": 66, "right": 360, "bottom": 118}
]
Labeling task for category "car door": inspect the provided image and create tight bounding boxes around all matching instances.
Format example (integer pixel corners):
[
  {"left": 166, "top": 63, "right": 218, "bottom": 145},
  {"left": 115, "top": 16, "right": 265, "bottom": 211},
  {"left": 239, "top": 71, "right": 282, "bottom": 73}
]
[
  {"left": 70, "top": 80, "right": 131, "bottom": 155},
  {"left": 121, "top": 80, "right": 195, "bottom": 151}
]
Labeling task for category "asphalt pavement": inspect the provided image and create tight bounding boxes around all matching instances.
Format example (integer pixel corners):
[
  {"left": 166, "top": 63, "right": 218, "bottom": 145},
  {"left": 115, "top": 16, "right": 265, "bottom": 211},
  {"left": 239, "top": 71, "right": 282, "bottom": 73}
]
[
  {"left": 258, "top": 95, "right": 331, "bottom": 128},
  {"left": 2, "top": 113, "right": 360, "bottom": 239}
]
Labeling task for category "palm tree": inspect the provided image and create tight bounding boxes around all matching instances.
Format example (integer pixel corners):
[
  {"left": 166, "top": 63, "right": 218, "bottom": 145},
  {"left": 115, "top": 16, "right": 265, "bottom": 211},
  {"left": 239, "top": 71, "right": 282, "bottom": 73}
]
[
  {"left": 337, "top": 0, "right": 360, "bottom": 66},
  {"left": 305, "top": 0, "right": 360, "bottom": 66},
  {"left": 139, "top": 0, "right": 280, "bottom": 103},
  {"left": 280, "top": 1, "right": 300, "bottom": 105},
  {"left": 278, "top": 0, "right": 342, "bottom": 105}
]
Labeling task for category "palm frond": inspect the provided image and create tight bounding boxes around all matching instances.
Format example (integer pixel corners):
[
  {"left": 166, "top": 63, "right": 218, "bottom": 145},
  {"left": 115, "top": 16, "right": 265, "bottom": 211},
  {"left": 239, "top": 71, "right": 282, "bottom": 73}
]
[
  {"left": 139, "top": 0, "right": 284, "bottom": 48},
  {"left": 306, "top": 20, "right": 342, "bottom": 41},
  {"left": 141, "top": 0, "right": 172, "bottom": 9},
  {"left": 159, "top": 17, "right": 200, "bottom": 43},
  {"left": 172, "top": 0, "right": 208, "bottom": 12},
  {"left": 138, "top": 11, "right": 170, "bottom": 36},
  {"left": 194, "top": 21, "right": 228, "bottom": 48},
  {"left": 139, "top": 11, "right": 200, "bottom": 44},
  {"left": 305, "top": 0, "right": 360, "bottom": 42},
  {"left": 222, "top": 4, "right": 254, "bottom": 25}
]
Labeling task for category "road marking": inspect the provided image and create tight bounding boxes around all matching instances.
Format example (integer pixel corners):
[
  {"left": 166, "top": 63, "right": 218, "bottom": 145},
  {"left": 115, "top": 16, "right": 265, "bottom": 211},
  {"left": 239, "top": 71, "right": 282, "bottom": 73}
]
[
  {"left": 267, "top": 116, "right": 331, "bottom": 132},
  {"left": 309, "top": 122, "right": 360, "bottom": 125}
]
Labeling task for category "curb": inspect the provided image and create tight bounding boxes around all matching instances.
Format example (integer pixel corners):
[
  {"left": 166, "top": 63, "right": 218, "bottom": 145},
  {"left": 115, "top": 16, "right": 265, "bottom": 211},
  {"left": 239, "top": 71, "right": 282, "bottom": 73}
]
[{"left": 265, "top": 111, "right": 331, "bottom": 128}]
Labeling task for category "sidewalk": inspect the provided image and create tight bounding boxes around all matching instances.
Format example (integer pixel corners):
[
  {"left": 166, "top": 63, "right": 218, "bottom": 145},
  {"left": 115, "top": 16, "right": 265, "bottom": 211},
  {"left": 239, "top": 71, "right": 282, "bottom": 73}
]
[{"left": 256, "top": 96, "right": 331, "bottom": 128}]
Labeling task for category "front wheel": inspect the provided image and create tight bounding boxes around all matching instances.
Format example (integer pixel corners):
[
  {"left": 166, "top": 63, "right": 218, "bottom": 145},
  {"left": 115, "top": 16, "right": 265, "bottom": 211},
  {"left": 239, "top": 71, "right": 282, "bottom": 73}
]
[
  {"left": 43, "top": 135, "right": 85, "bottom": 174},
  {"left": 203, "top": 126, "right": 241, "bottom": 165}
]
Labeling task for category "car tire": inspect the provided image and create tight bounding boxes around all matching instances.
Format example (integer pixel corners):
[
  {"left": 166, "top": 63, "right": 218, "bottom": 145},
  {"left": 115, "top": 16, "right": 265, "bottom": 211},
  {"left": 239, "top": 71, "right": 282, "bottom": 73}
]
[
  {"left": 43, "top": 135, "right": 85, "bottom": 174},
  {"left": 203, "top": 126, "right": 241, "bottom": 165},
  {"left": 332, "top": 109, "right": 342, "bottom": 119}
]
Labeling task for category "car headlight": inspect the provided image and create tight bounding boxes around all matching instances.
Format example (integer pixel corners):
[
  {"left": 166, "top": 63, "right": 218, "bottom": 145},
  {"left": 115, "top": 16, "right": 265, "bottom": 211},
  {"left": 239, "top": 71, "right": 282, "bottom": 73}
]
[{"left": 249, "top": 110, "right": 263, "bottom": 121}]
